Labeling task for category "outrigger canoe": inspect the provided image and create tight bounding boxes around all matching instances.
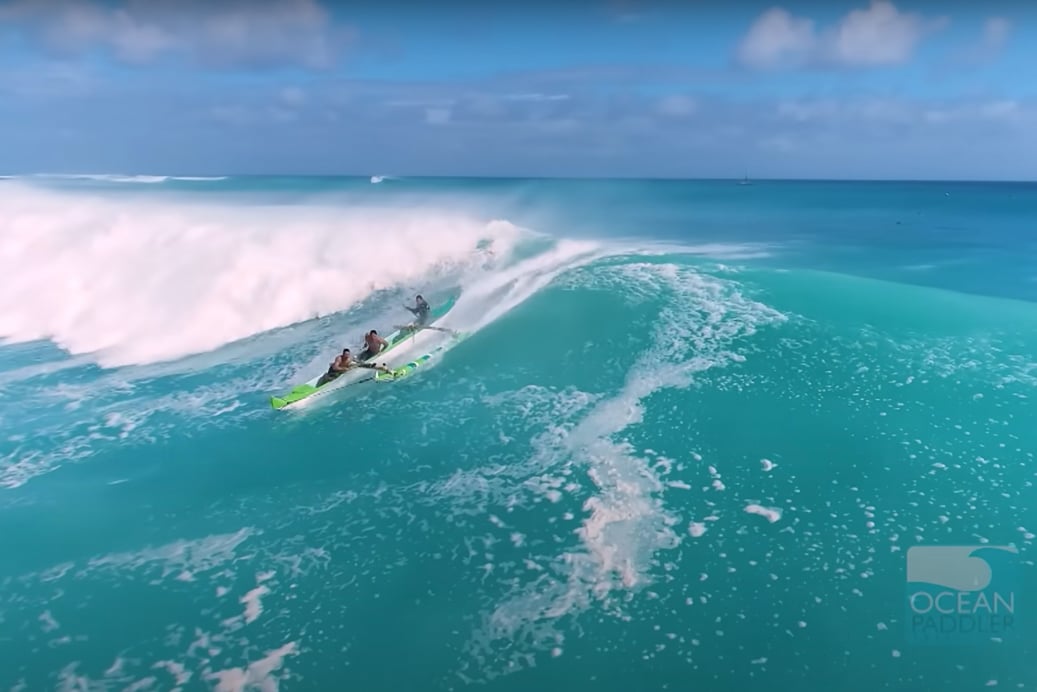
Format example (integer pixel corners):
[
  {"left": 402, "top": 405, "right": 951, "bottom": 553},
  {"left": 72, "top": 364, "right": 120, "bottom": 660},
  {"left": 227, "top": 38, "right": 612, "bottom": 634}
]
[{"left": 270, "top": 296, "right": 457, "bottom": 410}]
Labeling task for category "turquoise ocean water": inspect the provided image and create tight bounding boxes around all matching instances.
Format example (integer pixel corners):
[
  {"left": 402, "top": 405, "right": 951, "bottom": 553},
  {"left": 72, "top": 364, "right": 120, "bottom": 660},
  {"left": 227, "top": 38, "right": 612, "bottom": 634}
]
[{"left": 1, "top": 174, "right": 1035, "bottom": 690}]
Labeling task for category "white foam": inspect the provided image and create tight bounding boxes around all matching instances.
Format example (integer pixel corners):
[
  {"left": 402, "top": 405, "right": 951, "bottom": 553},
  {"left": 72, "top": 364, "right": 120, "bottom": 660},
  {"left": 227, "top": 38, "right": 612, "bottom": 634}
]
[
  {"left": 744, "top": 504, "right": 783, "bottom": 523},
  {"left": 38, "top": 173, "right": 168, "bottom": 183},
  {"left": 30, "top": 173, "right": 227, "bottom": 183},
  {"left": 209, "top": 641, "right": 297, "bottom": 692},
  {"left": 84, "top": 528, "right": 255, "bottom": 579},
  {"left": 153, "top": 661, "right": 191, "bottom": 687},
  {"left": 0, "top": 184, "right": 521, "bottom": 367},
  {"left": 240, "top": 585, "right": 270, "bottom": 625},
  {"left": 446, "top": 236, "right": 604, "bottom": 335},
  {"left": 39, "top": 610, "right": 60, "bottom": 632},
  {"left": 623, "top": 241, "right": 775, "bottom": 261}
]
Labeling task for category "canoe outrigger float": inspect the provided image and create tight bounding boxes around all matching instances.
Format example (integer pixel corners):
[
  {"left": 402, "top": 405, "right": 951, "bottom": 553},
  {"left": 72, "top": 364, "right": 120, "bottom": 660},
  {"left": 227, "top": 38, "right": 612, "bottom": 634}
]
[
  {"left": 270, "top": 296, "right": 461, "bottom": 410},
  {"left": 372, "top": 330, "right": 470, "bottom": 383}
]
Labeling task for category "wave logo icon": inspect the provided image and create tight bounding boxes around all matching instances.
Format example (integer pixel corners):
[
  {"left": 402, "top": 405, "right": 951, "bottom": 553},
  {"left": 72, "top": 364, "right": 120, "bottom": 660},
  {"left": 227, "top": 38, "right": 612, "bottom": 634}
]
[{"left": 906, "top": 545, "right": 1022, "bottom": 645}]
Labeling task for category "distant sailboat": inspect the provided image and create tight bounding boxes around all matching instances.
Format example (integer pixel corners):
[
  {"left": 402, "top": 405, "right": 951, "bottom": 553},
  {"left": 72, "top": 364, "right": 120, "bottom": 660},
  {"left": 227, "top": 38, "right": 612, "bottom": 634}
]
[{"left": 738, "top": 170, "right": 751, "bottom": 185}]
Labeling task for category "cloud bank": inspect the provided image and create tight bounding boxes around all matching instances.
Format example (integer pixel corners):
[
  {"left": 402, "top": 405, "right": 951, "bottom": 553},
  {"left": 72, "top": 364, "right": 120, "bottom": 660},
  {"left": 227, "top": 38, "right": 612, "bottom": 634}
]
[
  {"left": 737, "top": 1, "right": 947, "bottom": 69},
  {"left": 0, "top": 0, "right": 353, "bottom": 69}
]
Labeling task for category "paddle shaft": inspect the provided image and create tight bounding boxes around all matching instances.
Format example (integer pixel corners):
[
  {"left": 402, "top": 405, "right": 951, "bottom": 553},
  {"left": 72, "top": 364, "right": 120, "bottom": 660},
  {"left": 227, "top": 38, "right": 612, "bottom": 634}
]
[{"left": 392, "top": 324, "right": 458, "bottom": 335}]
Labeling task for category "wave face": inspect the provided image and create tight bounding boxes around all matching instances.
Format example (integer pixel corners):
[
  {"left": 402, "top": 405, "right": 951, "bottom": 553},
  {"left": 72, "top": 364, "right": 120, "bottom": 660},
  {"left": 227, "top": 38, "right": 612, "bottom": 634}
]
[{"left": 1, "top": 176, "right": 1036, "bottom": 691}]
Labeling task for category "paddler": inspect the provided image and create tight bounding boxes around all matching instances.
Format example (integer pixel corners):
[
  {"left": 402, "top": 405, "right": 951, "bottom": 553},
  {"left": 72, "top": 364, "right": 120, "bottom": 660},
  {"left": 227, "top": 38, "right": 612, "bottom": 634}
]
[
  {"left": 316, "top": 348, "right": 353, "bottom": 386},
  {"left": 358, "top": 329, "right": 388, "bottom": 361},
  {"left": 404, "top": 294, "right": 431, "bottom": 327}
]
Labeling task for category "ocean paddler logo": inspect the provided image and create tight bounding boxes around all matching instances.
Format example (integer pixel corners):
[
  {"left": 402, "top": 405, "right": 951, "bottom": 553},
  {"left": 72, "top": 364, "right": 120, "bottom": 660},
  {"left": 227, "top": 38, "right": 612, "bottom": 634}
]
[{"left": 906, "top": 545, "right": 1022, "bottom": 645}]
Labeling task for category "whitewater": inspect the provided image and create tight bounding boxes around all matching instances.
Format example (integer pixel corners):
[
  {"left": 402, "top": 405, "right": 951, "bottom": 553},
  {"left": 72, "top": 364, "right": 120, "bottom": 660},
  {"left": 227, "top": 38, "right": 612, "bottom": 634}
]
[{"left": 1, "top": 175, "right": 1035, "bottom": 691}]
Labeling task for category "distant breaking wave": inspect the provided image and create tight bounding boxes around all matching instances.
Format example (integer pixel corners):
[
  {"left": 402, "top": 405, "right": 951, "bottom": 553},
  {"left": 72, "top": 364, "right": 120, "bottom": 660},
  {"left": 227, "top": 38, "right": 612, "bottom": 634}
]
[{"left": 26, "top": 173, "right": 228, "bottom": 183}]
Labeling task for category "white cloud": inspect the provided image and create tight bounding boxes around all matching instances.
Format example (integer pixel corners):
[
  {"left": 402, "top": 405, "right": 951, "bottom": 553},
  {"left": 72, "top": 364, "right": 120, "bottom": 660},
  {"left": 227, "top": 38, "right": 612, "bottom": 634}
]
[
  {"left": 777, "top": 99, "right": 840, "bottom": 122},
  {"left": 657, "top": 94, "right": 698, "bottom": 118},
  {"left": 778, "top": 97, "right": 1033, "bottom": 128},
  {"left": 268, "top": 106, "right": 298, "bottom": 123},
  {"left": 925, "top": 100, "right": 1024, "bottom": 125},
  {"left": 0, "top": 60, "right": 96, "bottom": 97},
  {"left": 958, "top": 16, "right": 1013, "bottom": 64},
  {"left": 606, "top": 0, "right": 646, "bottom": 24},
  {"left": 205, "top": 98, "right": 309, "bottom": 127},
  {"left": 0, "top": 0, "right": 352, "bottom": 69},
  {"left": 738, "top": 1, "right": 944, "bottom": 70},
  {"left": 466, "top": 95, "right": 508, "bottom": 118},
  {"left": 424, "top": 108, "right": 452, "bottom": 126},
  {"left": 823, "top": 0, "right": 941, "bottom": 66},
  {"left": 982, "top": 17, "right": 1011, "bottom": 52},
  {"left": 502, "top": 93, "right": 570, "bottom": 102},
  {"left": 737, "top": 8, "right": 815, "bottom": 69},
  {"left": 777, "top": 98, "right": 916, "bottom": 124},
  {"left": 855, "top": 99, "right": 913, "bottom": 122},
  {"left": 279, "top": 87, "right": 307, "bottom": 106},
  {"left": 40, "top": 3, "right": 177, "bottom": 62},
  {"left": 385, "top": 99, "right": 455, "bottom": 108},
  {"left": 980, "top": 100, "right": 1019, "bottom": 119},
  {"left": 208, "top": 104, "right": 255, "bottom": 126}
]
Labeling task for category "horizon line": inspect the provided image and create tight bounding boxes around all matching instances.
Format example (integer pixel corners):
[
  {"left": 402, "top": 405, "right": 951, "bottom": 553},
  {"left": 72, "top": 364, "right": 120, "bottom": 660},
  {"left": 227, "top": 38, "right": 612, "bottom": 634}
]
[{"left": 4, "top": 172, "right": 1035, "bottom": 184}]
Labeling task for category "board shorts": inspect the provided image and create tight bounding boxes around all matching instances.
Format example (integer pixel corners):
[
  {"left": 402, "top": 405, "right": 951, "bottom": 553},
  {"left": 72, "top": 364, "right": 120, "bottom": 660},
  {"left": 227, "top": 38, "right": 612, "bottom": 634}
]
[{"left": 316, "top": 369, "right": 340, "bottom": 387}]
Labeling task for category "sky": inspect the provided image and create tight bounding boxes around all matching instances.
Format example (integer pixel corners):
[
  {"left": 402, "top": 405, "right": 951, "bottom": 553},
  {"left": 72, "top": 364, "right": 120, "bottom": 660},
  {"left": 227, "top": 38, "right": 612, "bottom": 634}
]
[{"left": 0, "top": 0, "right": 1034, "bottom": 180}]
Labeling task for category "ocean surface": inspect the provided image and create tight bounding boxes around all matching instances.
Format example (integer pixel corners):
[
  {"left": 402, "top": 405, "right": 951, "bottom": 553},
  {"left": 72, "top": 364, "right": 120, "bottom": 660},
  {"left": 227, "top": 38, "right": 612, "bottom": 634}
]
[{"left": 1, "top": 173, "right": 1035, "bottom": 691}]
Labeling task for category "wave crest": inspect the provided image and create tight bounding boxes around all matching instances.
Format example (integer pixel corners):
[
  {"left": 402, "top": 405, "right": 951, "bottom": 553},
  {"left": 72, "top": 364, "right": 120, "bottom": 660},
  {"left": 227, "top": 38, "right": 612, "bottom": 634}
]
[{"left": 0, "top": 184, "right": 518, "bottom": 367}]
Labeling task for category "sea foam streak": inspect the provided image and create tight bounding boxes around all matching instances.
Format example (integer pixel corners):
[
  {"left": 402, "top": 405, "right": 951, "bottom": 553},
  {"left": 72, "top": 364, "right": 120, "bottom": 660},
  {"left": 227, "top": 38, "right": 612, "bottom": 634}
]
[
  {"left": 453, "top": 260, "right": 787, "bottom": 680},
  {"left": 0, "top": 184, "right": 519, "bottom": 368}
]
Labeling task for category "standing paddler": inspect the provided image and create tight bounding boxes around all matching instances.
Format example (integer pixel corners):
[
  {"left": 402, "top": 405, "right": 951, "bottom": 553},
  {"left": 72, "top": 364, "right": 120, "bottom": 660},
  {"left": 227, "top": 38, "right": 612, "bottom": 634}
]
[{"left": 403, "top": 294, "right": 431, "bottom": 328}]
